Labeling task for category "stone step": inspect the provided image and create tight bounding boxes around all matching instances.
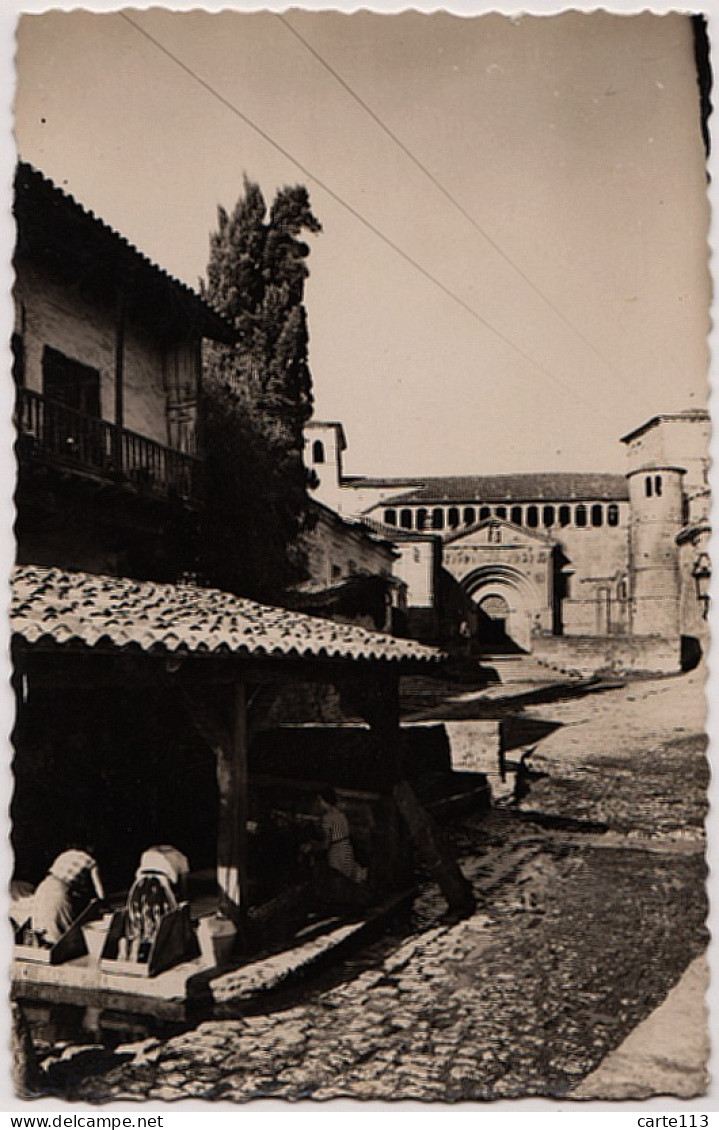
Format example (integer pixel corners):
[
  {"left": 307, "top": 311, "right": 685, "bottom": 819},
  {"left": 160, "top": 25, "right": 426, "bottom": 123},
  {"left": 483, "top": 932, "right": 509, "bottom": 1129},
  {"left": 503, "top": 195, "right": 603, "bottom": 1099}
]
[
  {"left": 483, "top": 655, "right": 578, "bottom": 685},
  {"left": 207, "top": 890, "right": 415, "bottom": 1011}
]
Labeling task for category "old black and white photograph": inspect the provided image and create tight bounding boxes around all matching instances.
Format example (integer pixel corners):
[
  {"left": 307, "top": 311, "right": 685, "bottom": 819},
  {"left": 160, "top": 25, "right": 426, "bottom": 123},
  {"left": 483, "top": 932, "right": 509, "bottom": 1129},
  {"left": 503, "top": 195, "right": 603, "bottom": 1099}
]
[{"left": 5, "top": 1, "right": 714, "bottom": 1110}]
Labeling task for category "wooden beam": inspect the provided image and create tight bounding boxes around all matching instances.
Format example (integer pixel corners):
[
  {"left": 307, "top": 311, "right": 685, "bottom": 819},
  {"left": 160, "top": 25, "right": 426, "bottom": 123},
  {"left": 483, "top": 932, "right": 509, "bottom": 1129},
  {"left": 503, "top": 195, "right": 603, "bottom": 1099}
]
[
  {"left": 392, "top": 779, "right": 475, "bottom": 916},
  {"left": 341, "top": 668, "right": 475, "bottom": 916},
  {"left": 215, "top": 677, "right": 248, "bottom": 925},
  {"left": 178, "top": 680, "right": 248, "bottom": 927},
  {"left": 340, "top": 669, "right": 402, "bottom": 783},
  {"left": 14, "top": 649, "right": 242, "bottom": 689},
  {"left": 246, "top": 685, "right": 286, "bottom": 744},
  {"left": 13, "top": 645, "right": 424, "bottom": 692},
  {"left": 372, "top": 671, "right": 401, "bottom": 784}
]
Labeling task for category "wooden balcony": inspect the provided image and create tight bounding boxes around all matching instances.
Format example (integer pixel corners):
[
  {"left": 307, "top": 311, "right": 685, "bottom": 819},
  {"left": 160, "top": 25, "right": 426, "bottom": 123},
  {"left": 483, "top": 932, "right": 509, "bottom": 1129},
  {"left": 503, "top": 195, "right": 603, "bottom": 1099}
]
[{"left": 15, "top": 387, "right": 202, "bottom": 506}]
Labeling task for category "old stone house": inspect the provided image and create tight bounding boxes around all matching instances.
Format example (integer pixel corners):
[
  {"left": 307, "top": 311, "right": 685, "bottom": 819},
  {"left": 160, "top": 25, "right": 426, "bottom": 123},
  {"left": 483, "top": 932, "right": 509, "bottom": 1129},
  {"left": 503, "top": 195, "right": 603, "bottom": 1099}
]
[
  {"left": 292, "top": 500, "right": 407, "bottom": 634},
  {"left": 12, "top": 161, "right": 239, "bottom": 581}
]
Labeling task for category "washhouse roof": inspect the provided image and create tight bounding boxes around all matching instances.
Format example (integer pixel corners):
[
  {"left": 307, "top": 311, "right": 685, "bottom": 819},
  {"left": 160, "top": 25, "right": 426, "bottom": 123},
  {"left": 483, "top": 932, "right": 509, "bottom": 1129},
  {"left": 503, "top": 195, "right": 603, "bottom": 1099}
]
[{"left": 11, "top": 565, "right": 441, "bottom": 666}]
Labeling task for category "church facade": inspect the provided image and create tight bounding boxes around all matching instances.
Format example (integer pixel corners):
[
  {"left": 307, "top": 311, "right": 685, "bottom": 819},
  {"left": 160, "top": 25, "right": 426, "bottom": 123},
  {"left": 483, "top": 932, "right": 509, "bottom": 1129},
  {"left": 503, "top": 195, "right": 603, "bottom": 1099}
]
[{"left": 305, "top": 411, "right": 710, "bottom": 672}]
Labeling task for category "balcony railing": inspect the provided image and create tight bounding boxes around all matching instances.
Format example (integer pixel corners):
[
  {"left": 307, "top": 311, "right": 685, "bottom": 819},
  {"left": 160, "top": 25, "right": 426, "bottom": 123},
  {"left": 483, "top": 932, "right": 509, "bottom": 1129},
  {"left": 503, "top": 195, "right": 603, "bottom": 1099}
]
[{"left": 15, "top": 387, "right": 202, "bottom": 504}]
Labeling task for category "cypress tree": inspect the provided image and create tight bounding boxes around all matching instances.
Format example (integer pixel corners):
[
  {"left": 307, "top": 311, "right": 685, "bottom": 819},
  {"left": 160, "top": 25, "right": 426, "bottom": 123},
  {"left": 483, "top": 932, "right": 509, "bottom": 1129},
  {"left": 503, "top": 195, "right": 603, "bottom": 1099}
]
[{"left": 197, "top": 178, "right": 321, "bottom": 601}]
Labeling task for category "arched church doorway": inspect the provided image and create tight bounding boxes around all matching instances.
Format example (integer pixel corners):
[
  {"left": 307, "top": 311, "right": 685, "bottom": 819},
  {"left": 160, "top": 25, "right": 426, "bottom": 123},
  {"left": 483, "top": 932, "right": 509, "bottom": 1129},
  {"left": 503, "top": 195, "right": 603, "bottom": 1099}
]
[
  {"left": 457, "top": 564, "right": 541, "bottom": 654},
  {"left": 475, "top": 591, "right": 526, "bottom": 653}
]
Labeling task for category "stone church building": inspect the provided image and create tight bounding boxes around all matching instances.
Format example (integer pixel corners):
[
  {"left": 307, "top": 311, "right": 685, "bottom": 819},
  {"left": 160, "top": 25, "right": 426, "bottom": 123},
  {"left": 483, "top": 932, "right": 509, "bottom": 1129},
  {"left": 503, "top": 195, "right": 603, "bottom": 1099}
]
[{"left": 305, "top": 410, "right": 710, "bottom": 673}]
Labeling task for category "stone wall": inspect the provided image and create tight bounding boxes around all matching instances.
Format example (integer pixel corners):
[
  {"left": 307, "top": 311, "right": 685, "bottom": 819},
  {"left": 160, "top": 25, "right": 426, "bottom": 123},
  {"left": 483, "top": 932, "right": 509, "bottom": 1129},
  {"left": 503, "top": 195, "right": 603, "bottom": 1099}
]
[
  {"left": 435, "top": 720, "right": 499, "bottom": 774},
  {"left": 533, "top": 634, "right": 680, "bottom": 676},
  {"left": 301, "top": 507, "right": 395, "bottom": 589},
  {"left": 405, "top": 606, "right": 440, "bottom": 641},
  {"left": 394, "top": 540, "right": 436, "bottom": 609},
  {"left": 557, "top": 519, "right": 630, "bottom": 636},
  {"left": 561, "top": 594, "right": 630, "bottom": 637},
  {"left": 249, "top": 723, "right": 453, "bottom": 793},
  {"left": 122, "top": 320, "right": 171, "bottom": 443}
]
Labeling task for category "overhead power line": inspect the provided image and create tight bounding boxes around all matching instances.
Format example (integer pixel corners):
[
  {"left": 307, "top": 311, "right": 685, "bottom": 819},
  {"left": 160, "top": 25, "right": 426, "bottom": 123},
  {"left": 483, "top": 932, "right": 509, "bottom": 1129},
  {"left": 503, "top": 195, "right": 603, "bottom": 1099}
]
[
  {"left": 277, "top": 12, "right": 622, "bottom": 381},
  {"left": 118, "top": 11, "right": 609, "bottom": 409}
]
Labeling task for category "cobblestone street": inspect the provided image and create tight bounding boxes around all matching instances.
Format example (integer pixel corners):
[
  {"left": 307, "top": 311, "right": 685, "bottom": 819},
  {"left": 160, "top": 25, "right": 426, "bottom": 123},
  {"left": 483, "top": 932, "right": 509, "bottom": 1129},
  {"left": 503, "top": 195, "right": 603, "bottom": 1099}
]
[{"left": 31, "top": 668, "right": 708, "bottom": 1104}]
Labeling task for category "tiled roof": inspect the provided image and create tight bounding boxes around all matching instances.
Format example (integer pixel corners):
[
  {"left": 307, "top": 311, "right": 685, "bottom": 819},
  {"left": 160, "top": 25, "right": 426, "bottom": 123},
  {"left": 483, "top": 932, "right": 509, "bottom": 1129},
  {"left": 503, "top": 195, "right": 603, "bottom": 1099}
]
[
  {"left": 620, "top": 410, "right": 710, "bottom": 444},
  {"left": 14, "top": 162, "right": 236, "bottom": 344},
  {"left": 369, "top": 472, "right": 629, "bottom": 506},
  {"left": 310, "top": 501, "right": 396, "bottom": 551},
  {"left": 358, "top": 516, "right": 439, "bottom": 544},
  {"left": 676, "top": 520, "right": 711, "bottom": 545},
  {"left": 11, "top": 566, "right": 440, "bottom": 666},
  {"left": 343, "top": 476, "right": 424, "bottom": 490}
]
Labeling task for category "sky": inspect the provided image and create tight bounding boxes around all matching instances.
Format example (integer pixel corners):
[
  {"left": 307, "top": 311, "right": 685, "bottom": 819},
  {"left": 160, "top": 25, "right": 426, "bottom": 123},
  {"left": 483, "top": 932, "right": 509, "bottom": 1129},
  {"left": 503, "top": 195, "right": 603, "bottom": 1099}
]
[{"left": 12, "top": 7, "right": 711, "bottom": 479}]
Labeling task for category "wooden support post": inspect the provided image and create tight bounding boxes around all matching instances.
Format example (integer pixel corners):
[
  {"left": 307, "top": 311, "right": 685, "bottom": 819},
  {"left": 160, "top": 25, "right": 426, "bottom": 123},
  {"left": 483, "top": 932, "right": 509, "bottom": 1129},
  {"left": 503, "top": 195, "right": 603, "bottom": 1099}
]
[
  {"left": 392, "top": 779, "right": 475, "bottom": 917},
  {"left": 498, "top": 719, "right": 507, "bottom": 783},
  {"left": 339, "top": 666, "right": 402, "bottom": 787},
  {"left": 114, "top": 285, "right": 125, "bottom": 476},
  {"left": 215, "top": 677, "right": 248, "bottom": 925},
  {"left": 351, "top": 667, "right": 476, "bottom": 918},
  {"left": 176, "top": 679, "right": 248, "bottom": 928},
  {"left": 372, "top": 670, "right": 402, "bottom": 785},
  {"left": 11, "top": 1003, "right": 40, "bottom": 1099}
]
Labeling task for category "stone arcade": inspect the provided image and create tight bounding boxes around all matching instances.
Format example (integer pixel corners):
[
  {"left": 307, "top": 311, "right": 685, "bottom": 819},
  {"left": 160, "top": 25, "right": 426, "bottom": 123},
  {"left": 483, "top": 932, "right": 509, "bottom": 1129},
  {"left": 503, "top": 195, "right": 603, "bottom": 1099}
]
[{"left": 306, "top": 411, "right": 710, "bottom": 673}]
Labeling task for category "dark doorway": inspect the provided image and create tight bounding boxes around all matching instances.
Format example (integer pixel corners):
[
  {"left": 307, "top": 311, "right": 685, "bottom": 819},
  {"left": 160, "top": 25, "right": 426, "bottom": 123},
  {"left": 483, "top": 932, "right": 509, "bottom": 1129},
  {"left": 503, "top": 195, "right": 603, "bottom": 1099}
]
[
  {"left": 681, "top": 635, "right": 703, "bottom": 672},
  {"left": 551, "top": 545, "right": 568, "bottom": 636},
  {"left": 43, "top": 347, "right": 101, "bottom": 416},
  {"left": 475, "top": 593, "right": 525, "bottom": 654},
  {"left": 41, "top": 347, "right": 104, "bottom": 467}
]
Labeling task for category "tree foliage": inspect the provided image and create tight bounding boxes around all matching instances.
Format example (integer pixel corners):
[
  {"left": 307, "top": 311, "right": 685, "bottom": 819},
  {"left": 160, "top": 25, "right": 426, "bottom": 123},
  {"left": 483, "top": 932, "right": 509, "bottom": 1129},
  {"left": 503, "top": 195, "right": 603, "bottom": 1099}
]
[{"left": 197, "top": 178, "right": 322, "bottom": 601}]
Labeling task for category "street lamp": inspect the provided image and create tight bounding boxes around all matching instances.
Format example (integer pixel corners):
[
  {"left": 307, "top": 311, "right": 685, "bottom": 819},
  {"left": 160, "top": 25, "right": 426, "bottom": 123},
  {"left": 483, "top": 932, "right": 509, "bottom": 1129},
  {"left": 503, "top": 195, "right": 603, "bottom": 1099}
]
[{"left": 692, "top": 552, "right": 712, "bottom": 619}]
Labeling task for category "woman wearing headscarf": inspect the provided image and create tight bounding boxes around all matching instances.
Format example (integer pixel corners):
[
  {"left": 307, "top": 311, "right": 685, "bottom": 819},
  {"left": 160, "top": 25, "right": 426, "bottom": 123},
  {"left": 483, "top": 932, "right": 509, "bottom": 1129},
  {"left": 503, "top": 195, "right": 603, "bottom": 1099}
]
[{"left": 32, "top": 849, "right": 104, "bottom": 946}]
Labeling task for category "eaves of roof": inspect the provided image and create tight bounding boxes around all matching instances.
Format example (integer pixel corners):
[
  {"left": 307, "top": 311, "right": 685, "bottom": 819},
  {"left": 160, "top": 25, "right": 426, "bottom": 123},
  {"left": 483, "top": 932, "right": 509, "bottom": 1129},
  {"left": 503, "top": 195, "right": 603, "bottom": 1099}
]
[
  {"left": 306, "top": 421, "right": 347, "bottom": 450},
  {"left": 343, "top": 476, "right": 424, "bottom": 491},
  {"left": 14, "top": 162, "right": 237, "bottom": 345},
  {"left": 309, "top": 501, "right": 396, "bottom": 552},
  {"left": 676, "top": 521, "right": 711, "bottom": 545},
  {"left": 374, "top": 472, "right": 629, "bottom": 506},
  {"left": 355, "top": 516, "right": 438, "bottom": 545},
  {"left": 620, "top": 410, "right": 710, "bottom": 445},
  {"left": 626, "top": 464, "right": 687, "bottom": 477},
  {"left": 11, "top": 565, "right": 441, "bottom": 666},
  {"left": 442, "top": 517, "right": 555, "bottom": 547}
]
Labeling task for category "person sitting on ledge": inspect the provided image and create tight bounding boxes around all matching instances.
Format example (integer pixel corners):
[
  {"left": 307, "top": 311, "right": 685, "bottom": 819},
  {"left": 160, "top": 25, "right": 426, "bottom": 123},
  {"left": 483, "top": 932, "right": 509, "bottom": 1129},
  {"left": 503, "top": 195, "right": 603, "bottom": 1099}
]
[{"left": 308, "top": 786, "right": 373, "bottom": 912}]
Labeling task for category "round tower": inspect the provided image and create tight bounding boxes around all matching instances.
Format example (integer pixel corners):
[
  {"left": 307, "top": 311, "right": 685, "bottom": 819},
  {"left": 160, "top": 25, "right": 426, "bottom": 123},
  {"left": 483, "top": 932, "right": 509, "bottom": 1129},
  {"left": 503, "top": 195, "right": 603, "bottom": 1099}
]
[{"left": 627, "top": 465, "right": 685, "bottom": 637}]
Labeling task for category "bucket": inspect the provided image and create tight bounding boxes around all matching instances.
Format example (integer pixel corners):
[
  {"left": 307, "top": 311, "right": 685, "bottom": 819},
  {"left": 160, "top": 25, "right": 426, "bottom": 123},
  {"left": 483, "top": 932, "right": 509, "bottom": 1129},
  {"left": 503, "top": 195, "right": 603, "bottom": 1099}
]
[
  {"left": 197, "top": 914, "right": 236, "bottom": 967},
  {"left": 82, "top": 915, "right": 113, "bottom": 961}
]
